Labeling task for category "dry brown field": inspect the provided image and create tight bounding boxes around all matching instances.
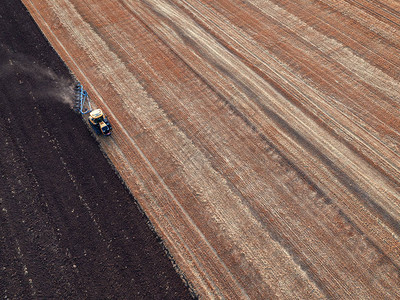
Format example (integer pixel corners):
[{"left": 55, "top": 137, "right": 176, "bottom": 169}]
[{"left": 22, "top": 0, "right": 400, "bottom": 298}]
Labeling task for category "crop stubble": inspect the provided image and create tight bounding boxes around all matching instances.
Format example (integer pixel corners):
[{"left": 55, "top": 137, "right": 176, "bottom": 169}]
[{"left": 22, "top": 0, "right": 400, "bottom": 298}]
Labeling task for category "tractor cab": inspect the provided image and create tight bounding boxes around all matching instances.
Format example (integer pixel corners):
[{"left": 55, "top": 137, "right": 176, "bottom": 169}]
[
  {"left": 88, "top": 109, "right": 112, "bottom": 136},
  {"left": 89, "top": 109, "right": 104, "bottom": 124}
]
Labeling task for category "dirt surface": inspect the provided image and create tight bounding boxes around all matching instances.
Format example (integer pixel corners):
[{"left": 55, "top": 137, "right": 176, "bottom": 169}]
[
  {"left": 21, "top": 0, "right": 400, "bottom": 298},
  {"left": 0, "top": 1, "right": 193, "bottom": 298}
]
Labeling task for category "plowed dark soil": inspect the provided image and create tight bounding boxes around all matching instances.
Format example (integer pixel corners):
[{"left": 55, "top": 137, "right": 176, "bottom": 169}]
[{"left": 0, "top": 1, "right": 192, "bottom": 298}]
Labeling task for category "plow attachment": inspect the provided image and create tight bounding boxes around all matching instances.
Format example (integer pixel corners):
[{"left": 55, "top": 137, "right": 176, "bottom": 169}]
[{"left": 74, "top": 82, "right": 92, "bottom": 114}]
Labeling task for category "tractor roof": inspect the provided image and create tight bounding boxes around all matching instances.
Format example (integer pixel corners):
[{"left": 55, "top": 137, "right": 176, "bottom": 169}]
[{"left": 90, "top": 109, "right": 103, "bottom": 119}]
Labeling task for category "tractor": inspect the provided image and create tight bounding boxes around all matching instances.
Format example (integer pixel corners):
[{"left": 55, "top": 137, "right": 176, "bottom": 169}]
[
  {"left": 74, "top": 82, "right": 112, "bottom": 136},
  {"left": 88, "top": 109, "right": 112, "bottom": 136}
]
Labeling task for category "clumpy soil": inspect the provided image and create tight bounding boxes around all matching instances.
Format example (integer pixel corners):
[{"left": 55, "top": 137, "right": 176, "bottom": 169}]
[{"left": 0, "top": 0, "right": 193, "bottom": 298}]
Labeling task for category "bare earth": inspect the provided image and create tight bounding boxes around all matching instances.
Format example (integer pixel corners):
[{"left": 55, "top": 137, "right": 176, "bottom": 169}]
[
  {"left": 22, "top": 0, "right": 400, "bottom": 298},
  {"left": 0, "top": 1, "right": 192, "bottom": 298}
]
